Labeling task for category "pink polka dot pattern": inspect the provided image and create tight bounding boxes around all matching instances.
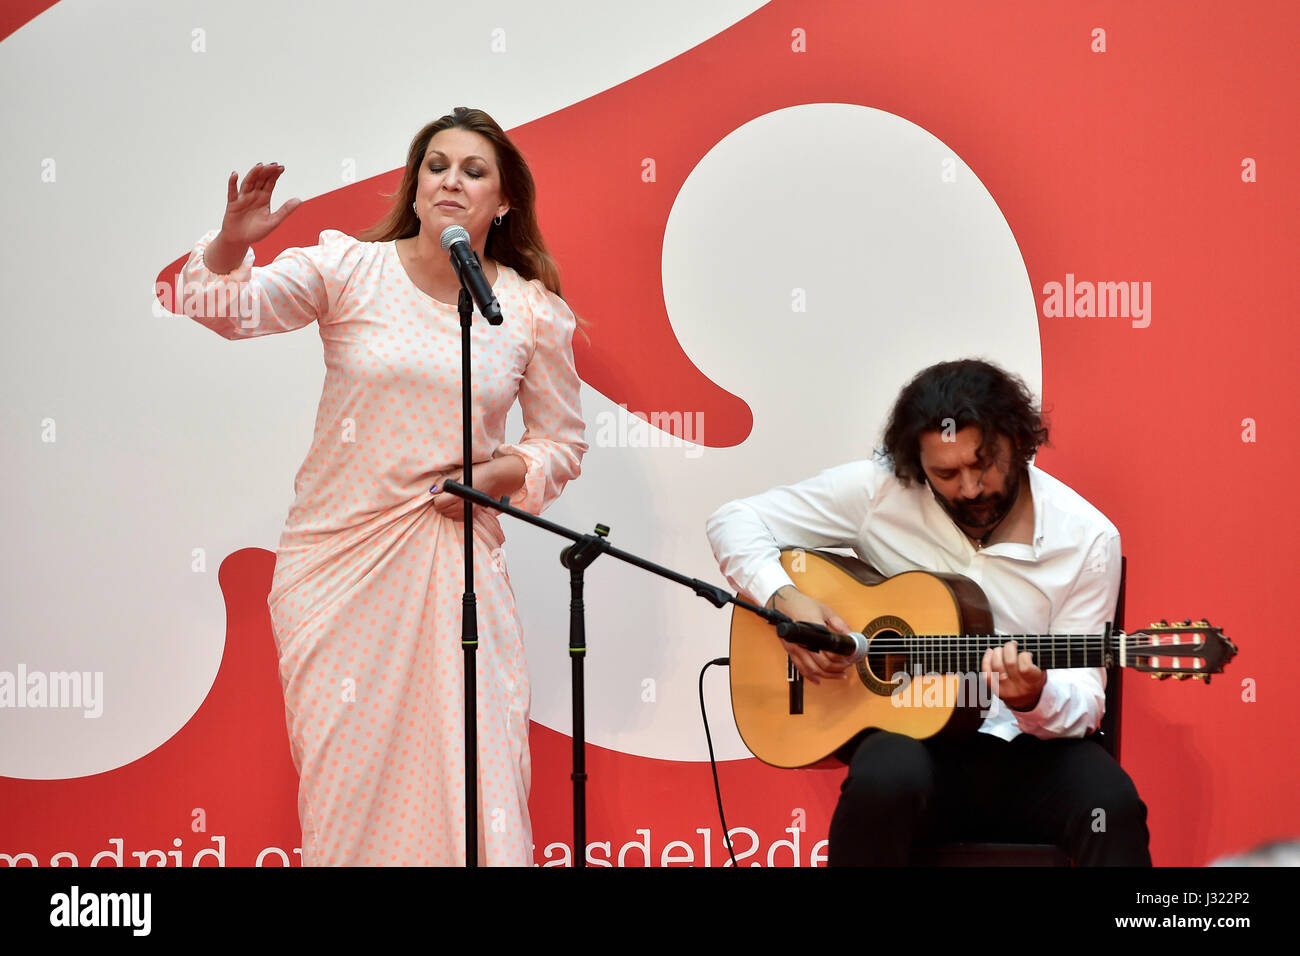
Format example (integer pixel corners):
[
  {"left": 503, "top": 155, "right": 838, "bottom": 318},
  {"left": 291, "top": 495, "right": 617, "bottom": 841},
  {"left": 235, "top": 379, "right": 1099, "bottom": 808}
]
[{"left": 182, "top": 230, "right": 588, "bottom": 865}]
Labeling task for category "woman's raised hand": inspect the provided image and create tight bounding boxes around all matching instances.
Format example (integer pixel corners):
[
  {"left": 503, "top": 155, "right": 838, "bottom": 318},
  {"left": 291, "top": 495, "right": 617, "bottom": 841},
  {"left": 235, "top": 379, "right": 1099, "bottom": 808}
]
[
  {"left": 204, "top": 163, "right": 301, "bottom": 274},
  {"left": 221, "top": 163, "right": 301, "bottom": 246}
]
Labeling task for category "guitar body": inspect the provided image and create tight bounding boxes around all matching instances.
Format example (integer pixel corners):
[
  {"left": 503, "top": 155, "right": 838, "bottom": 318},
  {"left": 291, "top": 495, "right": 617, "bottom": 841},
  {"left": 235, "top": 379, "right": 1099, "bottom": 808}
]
[{"left": 729, "top": 550, "right": 995, "bottom": 768}]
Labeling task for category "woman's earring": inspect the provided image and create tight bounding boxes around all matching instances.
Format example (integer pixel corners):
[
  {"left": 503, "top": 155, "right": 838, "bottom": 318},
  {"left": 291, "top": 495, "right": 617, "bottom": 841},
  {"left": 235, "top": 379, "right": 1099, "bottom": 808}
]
[{"left": 494, "top": 215, "right": 503, "bottom": 226}]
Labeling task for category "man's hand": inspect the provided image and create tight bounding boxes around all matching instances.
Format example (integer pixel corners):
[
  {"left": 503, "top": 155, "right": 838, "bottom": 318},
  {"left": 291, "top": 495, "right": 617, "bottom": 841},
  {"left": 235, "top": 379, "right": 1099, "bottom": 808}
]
[
  {"left": 981, "top": 640, "right": 1046, "bottom": 711},
  {"left": 767, "top": 585, "right": 854, "bottom": 684}
]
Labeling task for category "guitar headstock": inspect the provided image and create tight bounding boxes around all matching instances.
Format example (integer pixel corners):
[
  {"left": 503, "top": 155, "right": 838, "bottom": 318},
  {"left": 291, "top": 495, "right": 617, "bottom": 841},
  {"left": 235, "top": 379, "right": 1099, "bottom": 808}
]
[{"left": 1123, "top": 619, "right": 1238, "bottom": 682}]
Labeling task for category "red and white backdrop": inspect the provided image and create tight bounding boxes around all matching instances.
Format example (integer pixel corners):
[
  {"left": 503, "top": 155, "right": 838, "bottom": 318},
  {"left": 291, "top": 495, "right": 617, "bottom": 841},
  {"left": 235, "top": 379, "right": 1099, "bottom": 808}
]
[{"left": 1, "top": 0, "right": 1295, "bottom": 867}]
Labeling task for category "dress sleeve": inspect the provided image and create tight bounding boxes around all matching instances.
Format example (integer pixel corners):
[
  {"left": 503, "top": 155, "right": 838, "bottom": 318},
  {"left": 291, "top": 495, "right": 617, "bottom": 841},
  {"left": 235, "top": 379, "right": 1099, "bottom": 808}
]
[
  {"left": 493, "top": 281, "right": 588, "bottom": 515},
  {"left": 176, "top": 229, "right": 355, "bottom": 339},
  {"left": 1012, "top": 529, "right": 1121, "bottom": 739}
]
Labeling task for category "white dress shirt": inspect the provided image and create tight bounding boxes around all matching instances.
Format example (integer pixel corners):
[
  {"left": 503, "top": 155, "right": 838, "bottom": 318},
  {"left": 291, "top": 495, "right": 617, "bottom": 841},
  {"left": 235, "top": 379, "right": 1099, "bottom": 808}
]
[{"left": 705, "top": 458, "right": 1122, "bottom": 741}]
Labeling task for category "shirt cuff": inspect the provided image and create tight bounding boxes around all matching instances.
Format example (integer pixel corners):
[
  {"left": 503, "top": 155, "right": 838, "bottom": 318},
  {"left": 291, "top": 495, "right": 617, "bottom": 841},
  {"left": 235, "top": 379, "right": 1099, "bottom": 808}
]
[
  {"left": 491, "top": 444, "right": 544, "bottom": 514},
  {"left": 747, "top": 563, "right": 796, "bottom": 608},
  {"left": 192, "top": 229, "right": 256, "bottom": 281},
  {"left": 1009, "top": 674, "right": 1065, "bottom": 735}
]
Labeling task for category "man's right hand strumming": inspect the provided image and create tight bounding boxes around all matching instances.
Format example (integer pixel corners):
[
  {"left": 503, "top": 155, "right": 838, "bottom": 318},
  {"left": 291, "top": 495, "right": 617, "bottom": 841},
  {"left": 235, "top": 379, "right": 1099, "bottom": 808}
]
[
  {"left": 204, "top": 163, "right": 302, "bottom": 274},
  {"left": 766, "top": 584, "right": 855, "bottom": 684}
]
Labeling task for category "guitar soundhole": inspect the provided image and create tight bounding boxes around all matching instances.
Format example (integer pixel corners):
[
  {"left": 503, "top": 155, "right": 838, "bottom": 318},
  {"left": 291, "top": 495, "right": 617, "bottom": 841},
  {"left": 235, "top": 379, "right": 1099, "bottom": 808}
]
[{"left": 859, "top": 616, "right": 914, "bottom": 696}]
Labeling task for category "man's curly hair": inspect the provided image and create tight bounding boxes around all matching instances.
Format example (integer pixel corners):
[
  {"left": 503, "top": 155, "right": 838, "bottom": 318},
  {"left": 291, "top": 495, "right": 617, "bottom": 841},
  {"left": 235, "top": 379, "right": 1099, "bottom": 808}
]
[{"left": 879, "top": 359, "right": 1049, "bottom": 486}]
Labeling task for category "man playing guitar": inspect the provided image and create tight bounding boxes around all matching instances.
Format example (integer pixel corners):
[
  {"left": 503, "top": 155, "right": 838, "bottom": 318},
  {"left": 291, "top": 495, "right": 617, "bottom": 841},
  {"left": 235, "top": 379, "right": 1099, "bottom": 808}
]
[{"left": 706, "top": 359, "right": 1152, "bottom": 865}]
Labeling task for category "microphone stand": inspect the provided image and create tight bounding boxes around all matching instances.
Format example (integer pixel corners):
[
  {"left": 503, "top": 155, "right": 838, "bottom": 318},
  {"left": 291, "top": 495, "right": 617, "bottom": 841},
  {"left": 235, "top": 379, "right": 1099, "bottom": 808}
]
[
  {"left": 455, "top": 286, "right": 480, "bottom": 868},
  {"left": 437, "top": 480, "right": 834, "bottom": 866},
  {"left": 451, "top": 253, "right": 504, "bottom": 868}
]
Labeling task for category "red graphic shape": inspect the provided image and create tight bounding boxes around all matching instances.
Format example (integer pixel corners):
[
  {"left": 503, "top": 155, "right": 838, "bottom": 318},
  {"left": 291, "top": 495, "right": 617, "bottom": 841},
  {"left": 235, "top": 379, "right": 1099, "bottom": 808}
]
[
  {"left": 0, "top": 550, "right": 300, "bottom": 865},
  {"left": 0, "top": 0, "right": 59, "bottom": 43},
  {"left": 0, "top": 548, "right": 840, "bottom": 865}
]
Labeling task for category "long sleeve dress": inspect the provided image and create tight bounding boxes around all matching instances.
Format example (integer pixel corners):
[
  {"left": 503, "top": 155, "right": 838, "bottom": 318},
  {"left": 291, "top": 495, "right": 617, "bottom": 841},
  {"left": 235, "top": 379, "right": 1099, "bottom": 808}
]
[{"left": 180, "top": 229, "right": 588, "bottom": 865}]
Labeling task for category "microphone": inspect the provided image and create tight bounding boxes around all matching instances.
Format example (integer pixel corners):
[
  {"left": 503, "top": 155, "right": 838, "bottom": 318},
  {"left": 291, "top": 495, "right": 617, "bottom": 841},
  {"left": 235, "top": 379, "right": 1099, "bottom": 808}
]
[
  {"left": 775, "top": 619, "right": 870, "bottom": 664},
  {"left": 440, "top": 225, "right": 503, "bottom": 325}
]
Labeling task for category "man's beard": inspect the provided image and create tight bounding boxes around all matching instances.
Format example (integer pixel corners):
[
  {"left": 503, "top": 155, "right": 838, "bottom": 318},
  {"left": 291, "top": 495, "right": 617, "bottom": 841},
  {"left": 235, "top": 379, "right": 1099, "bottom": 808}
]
[{"left": 932, "top": 468, "right": 1021, "bottom": 535}]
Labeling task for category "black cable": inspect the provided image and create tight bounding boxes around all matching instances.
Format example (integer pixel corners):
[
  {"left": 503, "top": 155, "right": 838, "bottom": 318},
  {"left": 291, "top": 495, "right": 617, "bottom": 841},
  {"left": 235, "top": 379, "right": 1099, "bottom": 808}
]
[{"left": 698, "top": 656, "right": 738, "bottom": 868}]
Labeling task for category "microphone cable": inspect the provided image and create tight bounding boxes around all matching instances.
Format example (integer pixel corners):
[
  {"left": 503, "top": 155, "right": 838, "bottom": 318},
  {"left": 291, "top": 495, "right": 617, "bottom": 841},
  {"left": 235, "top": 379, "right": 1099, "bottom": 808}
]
[{"left": 698, "top": 657, "right": 739, "bottom": 868}]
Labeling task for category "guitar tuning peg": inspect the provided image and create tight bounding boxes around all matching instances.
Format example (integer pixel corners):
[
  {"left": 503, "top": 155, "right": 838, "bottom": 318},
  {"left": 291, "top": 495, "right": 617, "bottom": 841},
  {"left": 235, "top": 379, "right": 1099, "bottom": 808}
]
[
  {"left": 1180, "top": 619, "right": 1192, "bottom": 627},
  {"left": 1176, "top": 674, "right": 1191, "bottom": 681}
]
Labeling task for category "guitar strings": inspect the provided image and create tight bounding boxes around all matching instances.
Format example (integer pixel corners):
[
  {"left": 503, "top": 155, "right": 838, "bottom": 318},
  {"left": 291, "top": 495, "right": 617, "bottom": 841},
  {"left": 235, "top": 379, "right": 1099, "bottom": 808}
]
[
  {"left": 854, "top": 633, "right": 1207, "bottom": 672},
  {"left": 861, "top": 636, "right": 1202, "bottom": 648}
]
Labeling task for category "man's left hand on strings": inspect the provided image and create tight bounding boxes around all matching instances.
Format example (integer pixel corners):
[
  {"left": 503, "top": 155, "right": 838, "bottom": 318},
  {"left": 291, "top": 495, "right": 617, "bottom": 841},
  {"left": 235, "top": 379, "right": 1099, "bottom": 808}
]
[{"left": 981, "top": 640, "right": 1046, "bottom": 711}]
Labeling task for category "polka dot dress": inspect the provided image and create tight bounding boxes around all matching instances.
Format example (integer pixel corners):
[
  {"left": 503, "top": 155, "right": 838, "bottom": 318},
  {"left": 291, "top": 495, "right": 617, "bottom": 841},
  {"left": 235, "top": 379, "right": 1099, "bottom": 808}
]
[{"left": 183, "top": 229, "right": 587, "bottom": 865}]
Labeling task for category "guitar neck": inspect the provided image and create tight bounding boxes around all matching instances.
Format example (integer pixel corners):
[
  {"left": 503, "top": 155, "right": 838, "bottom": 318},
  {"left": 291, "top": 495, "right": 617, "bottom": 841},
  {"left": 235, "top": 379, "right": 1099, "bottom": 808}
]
[
  {"left": 898, "top": 632, "right": 1113, "bottom": 673},
  {"left": 763, "top": 551, "right": 1231, "bottom": 686}
]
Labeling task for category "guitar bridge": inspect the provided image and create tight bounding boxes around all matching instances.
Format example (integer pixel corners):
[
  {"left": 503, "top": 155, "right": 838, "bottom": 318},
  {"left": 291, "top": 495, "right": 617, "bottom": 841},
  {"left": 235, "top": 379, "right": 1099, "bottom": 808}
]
[{"left": 788, "top": 657, "right": 804, "bottom": 715}]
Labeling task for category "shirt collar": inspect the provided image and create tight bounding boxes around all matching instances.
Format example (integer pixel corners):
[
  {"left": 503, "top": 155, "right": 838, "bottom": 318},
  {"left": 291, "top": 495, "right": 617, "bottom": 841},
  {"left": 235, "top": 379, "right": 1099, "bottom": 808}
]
[
  {"left": 968, "top": 464, "right": 1045, "bottom": 560},
  {"left": 1026, "top": 463, "right": 1047, "bottom": 554}
]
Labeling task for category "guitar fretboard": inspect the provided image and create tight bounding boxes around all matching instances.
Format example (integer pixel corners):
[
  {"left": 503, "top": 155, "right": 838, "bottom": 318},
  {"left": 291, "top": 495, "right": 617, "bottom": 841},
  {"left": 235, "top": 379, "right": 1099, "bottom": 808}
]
[{"left": 870, "top": 632, "right": 1111, "bottom": 673}]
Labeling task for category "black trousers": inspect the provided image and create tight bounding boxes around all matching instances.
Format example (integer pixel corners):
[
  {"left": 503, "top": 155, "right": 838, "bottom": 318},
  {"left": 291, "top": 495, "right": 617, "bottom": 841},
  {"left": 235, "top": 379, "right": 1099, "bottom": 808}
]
[{"left": 827, "top": 730, "right": 1152, "bottom": 866}]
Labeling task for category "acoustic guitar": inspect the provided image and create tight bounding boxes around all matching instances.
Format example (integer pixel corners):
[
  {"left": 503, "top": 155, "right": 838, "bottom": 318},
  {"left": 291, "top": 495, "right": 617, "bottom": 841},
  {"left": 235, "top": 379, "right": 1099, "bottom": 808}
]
[{"left": 728, "top": 549, "right": 1237, "bottom": 768}]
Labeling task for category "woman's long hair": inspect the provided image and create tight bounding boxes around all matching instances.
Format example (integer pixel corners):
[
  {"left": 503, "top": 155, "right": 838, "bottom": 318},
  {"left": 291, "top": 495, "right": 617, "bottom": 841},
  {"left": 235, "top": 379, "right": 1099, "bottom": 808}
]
[{"left": 360, "top": 107, "right": 564, "bottom": 297}]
